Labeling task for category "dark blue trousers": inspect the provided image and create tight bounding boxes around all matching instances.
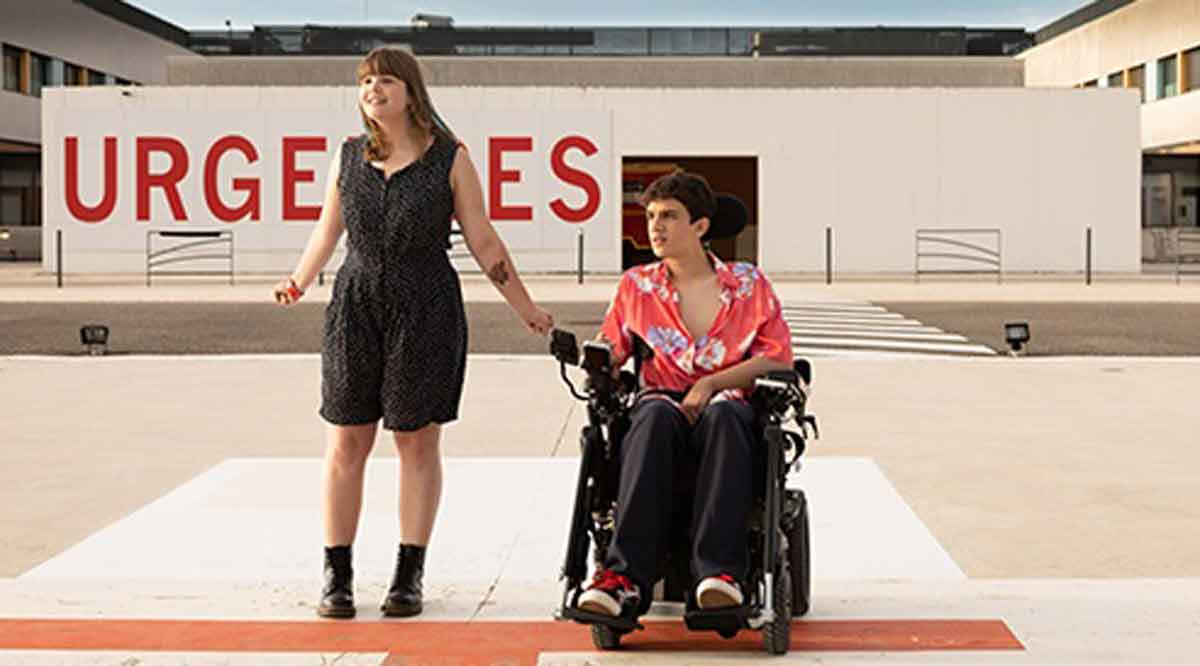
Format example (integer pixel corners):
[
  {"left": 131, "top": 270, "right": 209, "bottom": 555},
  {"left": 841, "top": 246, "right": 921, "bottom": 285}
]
[{"left": 605, "top": 397, "right": 759, "bottom": 600}]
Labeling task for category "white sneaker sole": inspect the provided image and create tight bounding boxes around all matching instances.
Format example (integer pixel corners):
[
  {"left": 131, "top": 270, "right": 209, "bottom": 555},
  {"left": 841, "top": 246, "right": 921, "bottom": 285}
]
[
  {"left": 578, "top": 590, "right": 621, "bottom": 617},
  {"left": 696, "top": 579, "right": 743, "bottom": 610}
]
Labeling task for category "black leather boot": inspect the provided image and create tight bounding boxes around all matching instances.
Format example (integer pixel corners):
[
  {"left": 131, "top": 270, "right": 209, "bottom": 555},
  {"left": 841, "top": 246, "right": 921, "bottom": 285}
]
[
  {"left": 381, "top": 543, "right": 426, "bottom": 617},
  {"left": 317, "top": 545, "right": 355, "bottom": 618}
]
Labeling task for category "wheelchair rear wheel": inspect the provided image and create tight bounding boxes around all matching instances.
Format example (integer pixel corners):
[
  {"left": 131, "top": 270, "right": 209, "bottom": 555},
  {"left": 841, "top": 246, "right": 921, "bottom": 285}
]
[
  {"left": 788, "top": 490, "right": 812, "bottom": 617},
  {"left": 762, "top": 563, "right": 792, "bottom": 655},
  {"left": 591, "top": 623, "right": 623, "bottom": 650}
]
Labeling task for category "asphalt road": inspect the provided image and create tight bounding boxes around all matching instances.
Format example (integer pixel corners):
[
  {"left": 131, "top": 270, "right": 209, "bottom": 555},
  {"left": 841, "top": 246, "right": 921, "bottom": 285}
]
[
  {"left": 882, "top": 302, "right": 1200, "bottom": 357},
  {"left": 4, "top": 301, "right": 1200, "bottom": 356},
  {"left": 0, "top": 302, "right": 608, "bottom": 356}
]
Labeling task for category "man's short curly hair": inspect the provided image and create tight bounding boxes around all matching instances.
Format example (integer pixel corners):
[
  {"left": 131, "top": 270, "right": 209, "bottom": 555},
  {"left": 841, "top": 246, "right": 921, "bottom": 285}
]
[{"left": 637, "top": 170, "right": 716, "bottom": 224}]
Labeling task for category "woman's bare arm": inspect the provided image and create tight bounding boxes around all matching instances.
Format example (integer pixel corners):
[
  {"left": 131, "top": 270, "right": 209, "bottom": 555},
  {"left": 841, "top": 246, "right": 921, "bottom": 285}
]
[
  {"left": 450, "top": 147, "right": 551, "bottom": 333},
  {"left": 291, "top": 149, "right": 346, "bottom": 291}
]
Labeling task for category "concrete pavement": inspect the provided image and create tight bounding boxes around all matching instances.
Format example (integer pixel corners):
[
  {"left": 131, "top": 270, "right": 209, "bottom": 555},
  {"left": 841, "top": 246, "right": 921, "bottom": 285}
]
[{"left": 5, "top": 262, "right": 1200, "bottom": 664}]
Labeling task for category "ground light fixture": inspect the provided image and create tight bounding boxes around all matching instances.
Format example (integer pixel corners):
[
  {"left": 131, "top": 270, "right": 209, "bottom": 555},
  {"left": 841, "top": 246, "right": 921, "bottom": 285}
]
[
  {"left": 80, "top": 324, "right": 110, "bottom": 356},
  {"left": 1004, "top": 322, "right": 1030, "bottom": 357}
]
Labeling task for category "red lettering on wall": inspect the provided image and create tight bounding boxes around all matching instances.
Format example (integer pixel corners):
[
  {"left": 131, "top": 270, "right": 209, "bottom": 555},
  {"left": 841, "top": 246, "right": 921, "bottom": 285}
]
[
  {"left": 548, "top": 135, "right": 600, "bottom": 224},
  {"left": 489, "top": 137, "right": 533, "bottom": 222},
  {"left": 64, "top": 137, "right": 118, "bottom": 223},
  {"left": 204, "top": 135, "right": 261, "bottom": 222},
  {"left": 282, "top": 137, "right": 327, "bottom": 221},
  {"left": 136, "top": 137, "right": 190, "bottom": 221}
]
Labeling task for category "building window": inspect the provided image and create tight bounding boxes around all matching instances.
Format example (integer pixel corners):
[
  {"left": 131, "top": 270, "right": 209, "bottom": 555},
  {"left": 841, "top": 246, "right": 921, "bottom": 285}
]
[
  {"left": 63, "top": 62, "right": 84, "bottom": 86},
  {"left": 1158, "top": 54, "right": 1178, "bottom": 98},
  {"left": 0, "top": 156, "right": 42, "bottom": 227},
  {"left": 87, "top": 68, "right": 105, "bottom": 85},
  {"left": 2, "top": 45, "right": 21, "bottom": 93},
  {"left": 29, "top": 52, "right": 50, "bottom": 97},
  {"left": 1082, "top": 79, "right": 1098, "bottom": 87},
  {"left": 1107, "top": 71, "right": 1123, "bottom": 88},
  {"left": 1129, "top": 64, "right": 1146, "bottom": 102},
  {"left": 1186, "top": 46, "right": 1200, "bottom": 94},
  {"left": 1143, "top": 172, "right": 1172, "bottom": 228}
]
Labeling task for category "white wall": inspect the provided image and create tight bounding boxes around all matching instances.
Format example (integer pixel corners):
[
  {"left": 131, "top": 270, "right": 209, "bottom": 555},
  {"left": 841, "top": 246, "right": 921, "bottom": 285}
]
[
  {"left": 1142, "top": 91, "right": 1200, "bottom": 150},
  {"left": 41, "top": 86, "right": 616, "bottom": 274},
  {"left": 42, "top": 85, "right": 1141, "bottom": 274}
]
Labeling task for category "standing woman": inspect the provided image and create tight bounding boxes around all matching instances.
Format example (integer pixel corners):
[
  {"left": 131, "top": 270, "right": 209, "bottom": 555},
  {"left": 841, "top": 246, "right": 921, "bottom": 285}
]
[{"left": 273, "top": 46, "right": 554, "bottom": 619}]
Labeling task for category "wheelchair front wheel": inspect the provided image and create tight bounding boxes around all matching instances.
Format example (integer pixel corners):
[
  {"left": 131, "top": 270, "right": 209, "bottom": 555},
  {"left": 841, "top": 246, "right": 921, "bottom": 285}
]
[{"left": 591, "top": 623, "right": 623, "bottom": 650}]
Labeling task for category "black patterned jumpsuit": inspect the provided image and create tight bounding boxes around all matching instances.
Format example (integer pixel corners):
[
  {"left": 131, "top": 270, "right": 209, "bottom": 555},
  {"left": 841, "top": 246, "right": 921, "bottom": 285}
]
[{"left": 319, "top": 133, "right": 468, "bottom": 431}]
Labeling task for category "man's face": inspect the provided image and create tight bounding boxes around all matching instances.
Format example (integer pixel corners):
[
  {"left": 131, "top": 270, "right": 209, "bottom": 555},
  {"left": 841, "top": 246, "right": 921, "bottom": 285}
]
[{"left": 646, "top": 198, "right": 707, "bottom": 260}]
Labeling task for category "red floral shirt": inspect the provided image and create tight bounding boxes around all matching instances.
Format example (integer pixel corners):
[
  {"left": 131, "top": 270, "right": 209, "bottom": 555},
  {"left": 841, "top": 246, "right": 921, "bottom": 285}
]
[{"left": 601, "top": 254, "right": 793, "bottom": 399}]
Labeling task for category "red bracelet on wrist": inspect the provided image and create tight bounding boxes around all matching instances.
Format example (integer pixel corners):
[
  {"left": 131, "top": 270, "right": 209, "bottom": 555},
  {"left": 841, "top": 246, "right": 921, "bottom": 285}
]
[{"left": 286, "top": 277, "right": 304, "bottom": 300}]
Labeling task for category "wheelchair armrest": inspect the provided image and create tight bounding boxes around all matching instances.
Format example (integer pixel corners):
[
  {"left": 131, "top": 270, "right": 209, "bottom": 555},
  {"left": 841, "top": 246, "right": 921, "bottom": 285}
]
[
  {"left": 766, "top": 369, "right": 799, "bottom": 385},
  {"left": 757, "top": 370, "right": 800, "bottom": 393},
  {"left": 754, "top": 366, "right": 810, "bottom": 422}
]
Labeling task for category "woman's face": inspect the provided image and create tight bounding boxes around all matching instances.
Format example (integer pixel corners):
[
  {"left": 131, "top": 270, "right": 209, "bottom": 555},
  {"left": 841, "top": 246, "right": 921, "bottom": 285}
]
[{"left": 359, "top": 72, "right": 411, "bottom": 124}]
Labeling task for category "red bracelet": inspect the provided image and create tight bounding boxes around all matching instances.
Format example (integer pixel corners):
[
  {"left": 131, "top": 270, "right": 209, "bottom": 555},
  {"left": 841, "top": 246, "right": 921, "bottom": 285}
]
[{"left": 286, "top": 277, "right": 304, "bottom": 301}]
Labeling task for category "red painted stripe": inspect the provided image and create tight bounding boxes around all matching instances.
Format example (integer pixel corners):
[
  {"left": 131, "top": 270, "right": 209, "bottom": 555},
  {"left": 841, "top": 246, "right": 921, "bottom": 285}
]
[{"left": 0, "top": 618, "right": 1023, "bottom": 663}]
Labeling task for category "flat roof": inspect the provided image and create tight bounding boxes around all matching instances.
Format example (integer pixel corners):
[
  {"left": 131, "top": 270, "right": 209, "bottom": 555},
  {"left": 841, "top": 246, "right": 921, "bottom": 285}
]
[
  {"left": 1035, "top": 0, "right": 1134, "bottom": 44},
  {"left": 77, "top": 0, "right": 190, "bottom": 48}
]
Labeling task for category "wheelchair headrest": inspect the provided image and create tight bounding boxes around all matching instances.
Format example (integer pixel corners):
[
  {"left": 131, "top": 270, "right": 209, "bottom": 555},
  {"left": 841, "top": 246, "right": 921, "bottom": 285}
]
[{"left": 705, "top": 193, "right": 748, "bottom": 241}]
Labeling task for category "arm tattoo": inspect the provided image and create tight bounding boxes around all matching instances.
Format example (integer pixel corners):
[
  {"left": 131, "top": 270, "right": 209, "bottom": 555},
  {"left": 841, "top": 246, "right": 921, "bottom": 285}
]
[{"left": 487, "top": 259, "right": 511, "bottom": 287}]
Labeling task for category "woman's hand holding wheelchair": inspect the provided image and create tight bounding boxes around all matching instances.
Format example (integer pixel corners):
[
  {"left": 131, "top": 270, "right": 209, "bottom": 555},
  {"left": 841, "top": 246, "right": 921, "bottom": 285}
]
[{"left": 520, "top": 304, "right": 555, "bottom": 336}]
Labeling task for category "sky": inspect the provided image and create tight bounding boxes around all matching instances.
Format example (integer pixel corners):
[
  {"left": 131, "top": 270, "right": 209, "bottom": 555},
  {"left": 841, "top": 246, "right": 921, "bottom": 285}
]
[{"left": 126, "top": 0, "right": 1091, "bottom": 31}]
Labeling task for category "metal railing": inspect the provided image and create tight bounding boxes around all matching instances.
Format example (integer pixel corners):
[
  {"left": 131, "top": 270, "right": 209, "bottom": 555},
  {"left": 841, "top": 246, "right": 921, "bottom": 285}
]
[
  {"left": 1177, "top": 229, "right": 1200, "bottom": 285},
  {"left": 915, "top": 228, "right": 1002, "bottom": 283},
  {"left": 146, "top": 229, "right": 234, "bottom": 286}
]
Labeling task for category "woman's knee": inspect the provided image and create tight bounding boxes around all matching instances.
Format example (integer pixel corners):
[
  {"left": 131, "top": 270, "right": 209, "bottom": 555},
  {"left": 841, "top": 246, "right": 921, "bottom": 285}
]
[
  {"left": 393, "top": 425, "right": 441, "bottom": 464},
  {"left": 326, "top": 426, "right": 375, "bottom": 469}
]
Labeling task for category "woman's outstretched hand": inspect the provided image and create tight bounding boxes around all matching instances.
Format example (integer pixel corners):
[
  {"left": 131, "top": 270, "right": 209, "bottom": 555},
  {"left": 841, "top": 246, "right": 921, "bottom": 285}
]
[{"left": 521, "top": 305, "right": 554, "bottom": 336}]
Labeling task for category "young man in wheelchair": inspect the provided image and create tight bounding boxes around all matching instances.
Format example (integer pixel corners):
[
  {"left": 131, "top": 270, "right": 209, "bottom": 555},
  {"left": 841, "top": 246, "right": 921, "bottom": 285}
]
[{"left": 576, "top": 170, "right": 794, "bottom": 619}]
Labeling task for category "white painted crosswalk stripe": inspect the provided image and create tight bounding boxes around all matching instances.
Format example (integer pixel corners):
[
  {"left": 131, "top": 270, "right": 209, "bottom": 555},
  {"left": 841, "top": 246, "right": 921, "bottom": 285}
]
[
  {"left": 786, "top": 322, "right": 946, "bottom": 334},
  {"left": 786, "top": 310, "right": 905, "bottom": 320},
  {"left": 792, "top": 336, "right": 994, "bottom": 354},
  {"left": 783, "top": 304, "right": 891, "bottom": 313},
  {"left": 786, "top": 315, "right": 928, "bottom": 327},
  {"left": 784, "top": 300, "right": 995, "bottom": 358},
  {"left": 792, "top": 329, "right": 968, "bottom": 342}
]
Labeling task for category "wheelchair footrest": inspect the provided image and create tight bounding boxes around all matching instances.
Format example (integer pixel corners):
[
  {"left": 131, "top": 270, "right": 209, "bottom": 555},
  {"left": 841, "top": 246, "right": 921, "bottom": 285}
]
[
  {"left": 559, "top": 606, "right": 643, "bottom": 633},
  {"left": 684, "top": 605, "right": 753, "bottom": 633}
]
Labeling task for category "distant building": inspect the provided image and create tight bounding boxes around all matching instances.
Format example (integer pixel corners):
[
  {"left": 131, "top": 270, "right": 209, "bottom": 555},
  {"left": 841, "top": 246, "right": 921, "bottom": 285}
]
[{"left": 1020, "top": 0, "right": 1200, "bottom": 261}]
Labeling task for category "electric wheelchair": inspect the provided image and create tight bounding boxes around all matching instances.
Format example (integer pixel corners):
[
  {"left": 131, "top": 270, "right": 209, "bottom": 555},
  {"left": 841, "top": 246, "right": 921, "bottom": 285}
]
[{"left": 549, "top": 329, "right": 819, "bottom": 655}]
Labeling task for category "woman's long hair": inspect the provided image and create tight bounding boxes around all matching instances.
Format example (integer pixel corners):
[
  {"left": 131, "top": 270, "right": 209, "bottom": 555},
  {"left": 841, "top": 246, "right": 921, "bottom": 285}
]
[{"left": 356, "top": 46, "right": 455, "bottom": 162}]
